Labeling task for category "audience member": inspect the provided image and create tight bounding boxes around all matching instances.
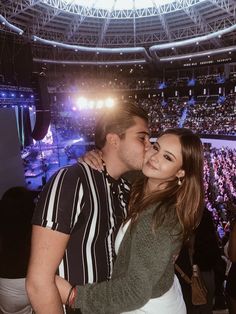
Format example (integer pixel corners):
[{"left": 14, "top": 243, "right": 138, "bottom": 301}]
[
  {"left": 176, "top": 209, "right": 223, "bottom": 314},
  {"left": 26, "top": 102, "right": 150, "bottom": 313},
  {"left": 0, "top": 186, "right": 36, "bottom": 314}
]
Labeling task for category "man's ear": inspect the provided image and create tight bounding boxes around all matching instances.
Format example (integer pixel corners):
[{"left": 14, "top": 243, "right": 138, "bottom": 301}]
[
  {"left": 106, "top": 133, "right": 120, "bottom": 147},
  {"left": 176, "top": 169, "right": 185, "bottom": 179}
]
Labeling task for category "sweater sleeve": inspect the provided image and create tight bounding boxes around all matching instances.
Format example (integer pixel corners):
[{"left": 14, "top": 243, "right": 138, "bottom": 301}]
[{"left": 74, "top": 212, "right": 180, "bottom": 314}]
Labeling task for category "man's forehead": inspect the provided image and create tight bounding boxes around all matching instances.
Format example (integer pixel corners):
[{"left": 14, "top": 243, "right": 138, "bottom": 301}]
[{"left": 125, "top": 127, "right": 149, "bottom": 136}]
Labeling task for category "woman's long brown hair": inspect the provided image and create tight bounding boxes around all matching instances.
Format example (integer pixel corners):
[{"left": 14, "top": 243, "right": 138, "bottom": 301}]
[{"left": 127, "top": 128, "right": 205, "bottom": 241}]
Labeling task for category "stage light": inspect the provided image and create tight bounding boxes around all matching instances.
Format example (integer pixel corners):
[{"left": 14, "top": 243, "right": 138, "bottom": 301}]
[
  {"left": 88, "top": 100, "right": 95, "bottom": 109},
  {"left": 76, "top": 97, "right": 87, "bottom": 110},
  {"left": 187, "top": 78, "right": 196, "bottom": 87},
  {"left": 105, "top": 98, "right": 114, "bottom": 108},
  {"left": 96, "top": 100, "right": 104, "bottom": 109}
]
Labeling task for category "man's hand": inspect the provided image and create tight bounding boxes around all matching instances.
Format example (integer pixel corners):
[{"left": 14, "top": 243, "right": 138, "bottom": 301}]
[{"left": 78, "top": 149, "right": 104, "bottom": 171}]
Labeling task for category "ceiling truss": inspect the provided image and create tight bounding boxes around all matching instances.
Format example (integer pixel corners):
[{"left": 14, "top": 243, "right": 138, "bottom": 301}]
[{"left": 0, "top": 0, "right": 235, "bottom": 65}]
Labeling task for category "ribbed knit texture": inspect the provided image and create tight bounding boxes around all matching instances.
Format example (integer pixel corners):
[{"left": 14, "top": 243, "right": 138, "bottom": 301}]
[{"left": 75, "top": 205, "right": 183, "bottom": 314}]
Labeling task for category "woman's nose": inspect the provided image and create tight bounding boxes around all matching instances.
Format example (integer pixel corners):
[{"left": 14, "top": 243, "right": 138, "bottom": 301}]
[
  {"left": 150, "top": 153, "right": 158, "bottom": 162},
  {"left": 150, "top": 148, "right": 159, "bottom": 161},
  {"left": 144, "top": 137, "right": 152, "bottom": 150}
]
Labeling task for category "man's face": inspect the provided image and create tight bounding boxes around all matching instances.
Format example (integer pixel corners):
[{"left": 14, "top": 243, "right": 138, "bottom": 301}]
[{"left": 117, "top": 116, "right": 150, "bottom": 171}]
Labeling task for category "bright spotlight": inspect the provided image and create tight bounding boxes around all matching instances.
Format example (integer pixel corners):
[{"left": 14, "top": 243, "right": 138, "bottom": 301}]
[
  {"left": 96, "top": 100, "right": 104, "bottom": 109},
  {"left": 76, "top": 97, "right": 87, "bottom": 110},
  {"left": 88, "top": 100, "right": 95, "bottom": 109},
  {"left": 105, "top": 98, "right": 114, "bottom": 108}
]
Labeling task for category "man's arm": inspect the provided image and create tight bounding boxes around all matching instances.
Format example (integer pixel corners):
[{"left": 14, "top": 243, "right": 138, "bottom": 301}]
[{"left": 26, "top": 225, "right": 70, "bottom": 313}]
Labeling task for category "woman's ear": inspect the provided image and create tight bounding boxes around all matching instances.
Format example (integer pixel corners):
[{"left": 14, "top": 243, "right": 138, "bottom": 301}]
[{"left": 176, "top": 169, "right": 185, "bottom": 179}]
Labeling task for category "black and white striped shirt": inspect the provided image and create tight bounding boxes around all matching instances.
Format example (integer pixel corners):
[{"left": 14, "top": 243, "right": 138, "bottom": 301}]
[{"left": 32, "top": 162, "right": 130, "bottom": 285}]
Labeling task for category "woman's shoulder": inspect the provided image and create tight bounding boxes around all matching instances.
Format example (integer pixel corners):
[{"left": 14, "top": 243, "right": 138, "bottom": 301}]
[
  {"left": 135, "top": 203, "right": 182, "bottom": 240},
  {"left": 136, "top": 203, "right": 179, "bottom": 230}
]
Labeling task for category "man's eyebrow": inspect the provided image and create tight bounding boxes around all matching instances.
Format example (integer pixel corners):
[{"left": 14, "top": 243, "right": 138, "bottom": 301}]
[
  {"left": 155, "top": 142, "right": 177, "bottom": 160},
  {"left": 137, "top": 131, "right": 150, "bottom": 136}
]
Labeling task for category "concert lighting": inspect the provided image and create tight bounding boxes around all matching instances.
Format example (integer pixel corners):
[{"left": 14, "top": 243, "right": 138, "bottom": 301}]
[
  {"left": 104, "top": 98, "right": 115, "bottom": 108},
  {"left": 75, "top": 97, "right": 115, "bottom": 110}
]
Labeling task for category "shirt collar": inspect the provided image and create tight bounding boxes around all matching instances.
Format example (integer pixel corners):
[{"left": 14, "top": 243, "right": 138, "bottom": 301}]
[{"left": 102, "top": 161, "right": 123, "bottom": 186}]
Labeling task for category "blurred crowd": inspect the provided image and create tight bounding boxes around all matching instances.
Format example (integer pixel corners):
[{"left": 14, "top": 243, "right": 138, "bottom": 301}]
[{"left": 203, "top": 147, "right": 236, "bottom": 239}]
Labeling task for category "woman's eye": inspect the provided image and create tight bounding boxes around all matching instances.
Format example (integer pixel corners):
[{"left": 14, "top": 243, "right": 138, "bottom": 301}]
[
  {"left": 153, "top": 144, "right": 159, "bottom": 151},
  {"left": 164, "top": 155, "right": 172, "bottom": 161}
]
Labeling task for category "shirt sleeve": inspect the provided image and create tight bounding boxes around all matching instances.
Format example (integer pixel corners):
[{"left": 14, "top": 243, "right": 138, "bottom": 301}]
[
  {"left": 32, "top": 165, "right": 85, "bottom": 234},
  {"left": 74, "top": 212, "right": 181, "bottom": 313}
]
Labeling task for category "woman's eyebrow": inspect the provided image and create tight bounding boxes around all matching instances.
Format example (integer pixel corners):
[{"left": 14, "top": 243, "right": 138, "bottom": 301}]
[{"left": 156, "top": 141, "right": 177, "bottom": 160}]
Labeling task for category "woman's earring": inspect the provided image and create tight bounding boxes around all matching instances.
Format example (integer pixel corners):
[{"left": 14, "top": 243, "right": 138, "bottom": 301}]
[{"left": 178, "top": 177, "right": 182, "bottom": 186}]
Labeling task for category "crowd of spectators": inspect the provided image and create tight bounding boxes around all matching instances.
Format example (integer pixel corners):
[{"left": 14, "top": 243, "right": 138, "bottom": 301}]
[
  {"left": 184, "top": 94, "right": 235, "bottom": 135},
  {"left": 46, "top": 70, "right": 236, "bottom": 93},
  {"left": 50, "top": 92, "right": 235, "bottom": 139},
  {"left": 204, "top": 146, "right": 236, "bottom": 241},
  {"left": 135, "top": 94, "right": 235, "bottom": 135}
]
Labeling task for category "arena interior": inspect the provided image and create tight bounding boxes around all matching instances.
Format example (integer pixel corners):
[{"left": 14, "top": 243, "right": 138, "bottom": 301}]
[{"left": 0, "top": 0, "right": 236, "bottom": 313}]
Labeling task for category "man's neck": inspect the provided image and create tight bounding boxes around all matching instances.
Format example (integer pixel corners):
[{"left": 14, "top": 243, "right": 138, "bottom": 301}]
[{"left": 102, "top": 155, "right": 128, "bottom": 180}]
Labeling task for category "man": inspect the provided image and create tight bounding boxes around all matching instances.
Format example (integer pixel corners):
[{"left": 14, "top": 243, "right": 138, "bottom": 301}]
[{"left": 26, "top": 102, "right": 150, "bottom": 313}]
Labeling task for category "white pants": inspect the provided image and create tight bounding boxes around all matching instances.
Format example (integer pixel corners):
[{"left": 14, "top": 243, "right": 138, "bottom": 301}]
[
  {"left": 0, "top": 278, "right": 33, "bottom": 314},
  {"left": 122, "top": 275, "right": 186, "bottom": 314}
]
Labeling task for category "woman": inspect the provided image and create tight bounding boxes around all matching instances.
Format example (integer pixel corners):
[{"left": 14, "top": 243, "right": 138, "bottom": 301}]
[
  {"left": 0, "top": 187, "right": 36, "bottom": 314},
  {"left": 56, "top": 128, "right": 204, "bottom": 314}
]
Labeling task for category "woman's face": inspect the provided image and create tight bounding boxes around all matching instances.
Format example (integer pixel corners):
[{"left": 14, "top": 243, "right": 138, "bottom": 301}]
[{"left": 142, "top": 133, "right": 185, "bottom": 190}]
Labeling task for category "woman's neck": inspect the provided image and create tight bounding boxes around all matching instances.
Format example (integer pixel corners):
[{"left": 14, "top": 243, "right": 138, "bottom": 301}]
[{"left": 146, "top": 179, "right": 167, "bottom": 194}]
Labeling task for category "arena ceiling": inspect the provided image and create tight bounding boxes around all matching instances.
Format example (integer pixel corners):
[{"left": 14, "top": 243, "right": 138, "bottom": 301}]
[{"left": 0, "top": 0, "right": 236, "bottom": 66}]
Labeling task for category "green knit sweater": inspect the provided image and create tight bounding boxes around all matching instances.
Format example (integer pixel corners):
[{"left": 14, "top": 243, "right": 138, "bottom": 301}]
[{"left": 75, "top": 205, "right": 183, "bottom": 314}]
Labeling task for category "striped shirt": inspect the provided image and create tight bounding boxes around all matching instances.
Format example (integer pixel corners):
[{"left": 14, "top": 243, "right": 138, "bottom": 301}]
[{"left": 32, "top": 162, "right": 130, "bottom": 285}]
